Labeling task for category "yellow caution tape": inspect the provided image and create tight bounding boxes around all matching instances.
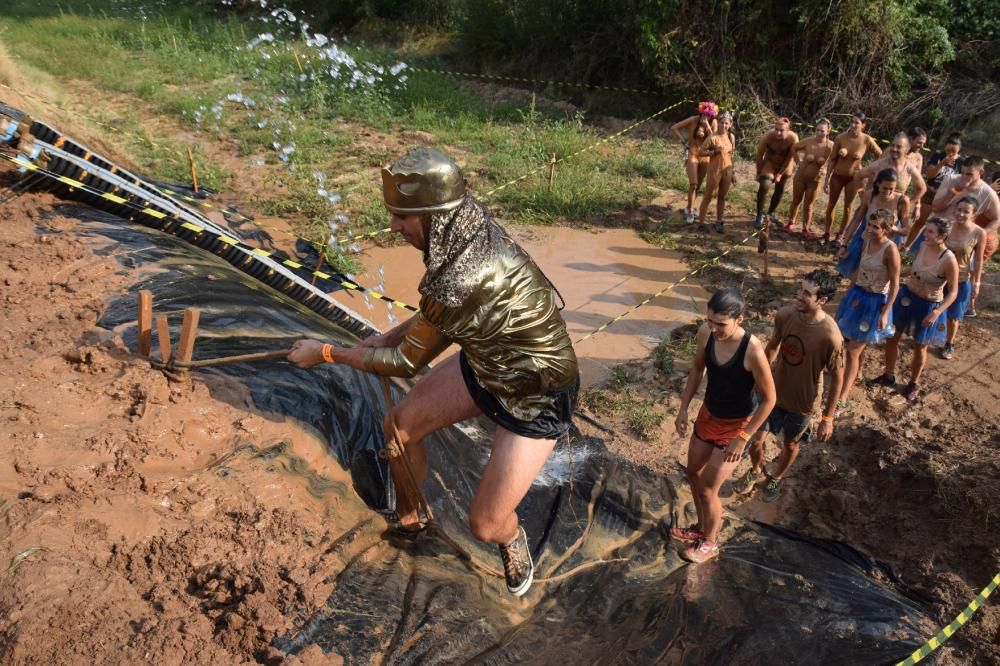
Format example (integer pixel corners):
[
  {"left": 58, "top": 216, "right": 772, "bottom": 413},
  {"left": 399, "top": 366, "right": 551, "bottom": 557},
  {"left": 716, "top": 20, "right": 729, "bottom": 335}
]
[
  {"left": 574, "top": 228, "right": 761, "bottom": 344},
  {"left": 896, "top": 571, "right": 999, "bottom": 666},
  {"left": 337, "top": 98, "right": 693, "bottom": 245},
  {"left": 0, "top": 151, "right": 419, "bottom": 313}
]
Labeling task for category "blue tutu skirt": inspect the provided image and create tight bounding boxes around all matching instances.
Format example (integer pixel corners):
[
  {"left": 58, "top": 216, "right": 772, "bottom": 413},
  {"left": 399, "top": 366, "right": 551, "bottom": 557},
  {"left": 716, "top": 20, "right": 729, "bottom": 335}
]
[
  {"left": 893, "top": 285, "right": 947, "bottom": 346},
  {"left": 836, "top": 285, "right": 895, "bottom": 343},
  {"left": 946, "top": 279, "right": 972, "bottom": 320},
  {"left": 836, "top": 211, "right": 867, "bottom": 278}
]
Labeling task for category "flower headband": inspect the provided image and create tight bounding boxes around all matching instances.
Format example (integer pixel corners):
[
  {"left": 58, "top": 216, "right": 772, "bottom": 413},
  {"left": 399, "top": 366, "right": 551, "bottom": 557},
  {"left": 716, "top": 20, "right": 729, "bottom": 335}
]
[{"left": 698, "top": 101, "right": 720, "bottom": 117}]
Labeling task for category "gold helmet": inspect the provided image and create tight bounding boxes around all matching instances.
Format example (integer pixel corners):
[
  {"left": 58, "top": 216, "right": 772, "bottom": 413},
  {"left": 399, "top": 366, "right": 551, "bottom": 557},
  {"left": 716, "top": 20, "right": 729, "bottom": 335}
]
[{"left": 381, "top": 147, "right": 466, "bottom": 215}]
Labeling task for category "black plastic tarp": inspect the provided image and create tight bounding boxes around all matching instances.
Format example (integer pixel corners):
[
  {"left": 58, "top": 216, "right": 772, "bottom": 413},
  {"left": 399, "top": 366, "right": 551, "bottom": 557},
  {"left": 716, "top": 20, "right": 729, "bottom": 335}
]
[{"left": 62, "top": 202, "right": 937, "bottom": 664}]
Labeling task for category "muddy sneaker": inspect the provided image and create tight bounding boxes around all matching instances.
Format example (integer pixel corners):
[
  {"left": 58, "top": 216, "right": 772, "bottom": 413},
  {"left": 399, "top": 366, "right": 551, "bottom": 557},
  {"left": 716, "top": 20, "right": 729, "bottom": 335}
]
[
  {"left": 697, "top": 223, "right": 711, "bottom": 234},
  {"left": 903, "top": 382, "right": 920, "bottom": 404},
  {"left": 965, "top": 306, "right": 977, "bottom": 318},
  {"left": 753, "top": 214, "right": 765, "bottom": 230},
  {"left": 714, "top": 219, "right": 725, "bottom": 234},
  {"left": 767, "top": 212, "right": 779, "bottom": 228},
  {"left": 682, "top": 538, "right": 719, "bottom": 564},
  {"left": 762, "top": 476, "right": 782, "bottom": 503},
  {"left": 868, "top": 373, "right": 896, "bottom": 388},
  {"left": 498, "top": 526, "right": 534, "bottom": 597},
  {"left": 736, "top": 467, "right": 762, "bottom": 495},
  {"left": 670, "top": 525, "right": 704, "bottom": 543},
  {"left": 685, "top": 208, "right": 696, "bottom": 224},
  {"left": 941, "top": 343, "right": 955, "bottom": 360}
]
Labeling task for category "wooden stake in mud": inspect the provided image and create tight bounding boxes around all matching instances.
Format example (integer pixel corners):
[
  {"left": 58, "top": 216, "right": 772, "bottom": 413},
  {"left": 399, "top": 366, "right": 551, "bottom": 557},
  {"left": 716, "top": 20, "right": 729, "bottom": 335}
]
[
  {"left": 175, "top": 307, "right": 201, "bottom": 367},
  {"left": 311, "top": 234, "right": 331, "bottom": 286},
  {"left": 187, "top": 147, "right": 199, "bottom": 193},
  {"left": 172, "top": 34, "right": 179, "bottom": 55},
  {"left": 155, "top": 315, "right": 172, "bottom": 365},
  {"left": 547, "top": 153, "right": 557, "bottom": 192},
  {"left": 137, "top": 290, "right": 153, "bottom": 357},
  {"left": 293, "top": 51, "right": 304, "bottom": 74}
]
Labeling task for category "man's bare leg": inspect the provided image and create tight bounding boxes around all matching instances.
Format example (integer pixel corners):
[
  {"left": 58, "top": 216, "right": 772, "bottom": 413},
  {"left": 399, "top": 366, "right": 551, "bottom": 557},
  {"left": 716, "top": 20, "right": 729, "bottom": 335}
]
[
  {"left": 388, "top": 354, "right": 481, "bottom": 527},
  {"left": 468, "top": 426, "right": 558, "bottom": 544}
]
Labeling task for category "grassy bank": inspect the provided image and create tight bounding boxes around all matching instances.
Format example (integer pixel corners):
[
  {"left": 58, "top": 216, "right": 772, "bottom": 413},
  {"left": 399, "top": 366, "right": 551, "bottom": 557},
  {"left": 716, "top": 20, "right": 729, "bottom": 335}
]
[{"left": 1, "top": 0, "right": 711, "bottom": 273}]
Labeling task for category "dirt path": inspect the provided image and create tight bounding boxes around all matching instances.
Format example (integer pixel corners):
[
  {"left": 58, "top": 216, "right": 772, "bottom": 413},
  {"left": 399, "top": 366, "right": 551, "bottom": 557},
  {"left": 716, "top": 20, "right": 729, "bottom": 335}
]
[{"left": 577, "top": 207, "right": 1000, "bottom": 665}]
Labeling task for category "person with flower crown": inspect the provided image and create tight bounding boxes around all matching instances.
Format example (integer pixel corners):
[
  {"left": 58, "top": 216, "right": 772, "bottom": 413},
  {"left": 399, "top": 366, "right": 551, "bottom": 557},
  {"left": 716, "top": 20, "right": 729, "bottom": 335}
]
[
  {"left": 288, "top": 147, "right": 579, "bottom": 598},
  {"left": 671, "top": 101, "right": 720, "bottom": 223}
]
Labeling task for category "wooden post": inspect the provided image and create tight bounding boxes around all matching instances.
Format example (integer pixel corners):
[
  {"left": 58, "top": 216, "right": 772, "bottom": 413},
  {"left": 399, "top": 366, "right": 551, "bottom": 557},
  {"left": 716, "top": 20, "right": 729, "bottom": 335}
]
[
  {"left": 175, "top": 308, "right": 201, "bottom": 367},
  {"left": 172, "top": 34, "right": 179, "bottom": 55},
  {"left": 293, "top": 51, "right": 304, "bottom": 74},
  {"left": 156, "top": 315, "right": 172, "bottom": 365},
  {"left": 137, "top": 290, "right": 153, "bottom": 357},
  {"left": 547, "top": 153, "right": 556, "bottom": 192},
  {"left": 187, "top": 147, "right": 199, "bottom": 193},
  {"left": 311, "top": 233, "right": 331, "bottom": 286},
  {"left": 762, "top": 223, "right": 771, "bottom": 283}
]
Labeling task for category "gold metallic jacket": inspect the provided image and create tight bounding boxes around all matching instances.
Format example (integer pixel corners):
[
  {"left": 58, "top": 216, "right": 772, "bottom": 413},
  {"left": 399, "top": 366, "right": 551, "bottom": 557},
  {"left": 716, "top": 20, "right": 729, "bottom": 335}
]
[{"left": 364, "top": 233, "right": 578, "bottom": 421}]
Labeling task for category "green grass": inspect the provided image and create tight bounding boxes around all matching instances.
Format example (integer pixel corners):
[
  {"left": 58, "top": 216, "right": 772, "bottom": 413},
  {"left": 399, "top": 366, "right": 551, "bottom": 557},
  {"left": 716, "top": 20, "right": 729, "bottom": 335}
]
[{"left": 1, "top": 0, "right": 698, "bottom": 265}]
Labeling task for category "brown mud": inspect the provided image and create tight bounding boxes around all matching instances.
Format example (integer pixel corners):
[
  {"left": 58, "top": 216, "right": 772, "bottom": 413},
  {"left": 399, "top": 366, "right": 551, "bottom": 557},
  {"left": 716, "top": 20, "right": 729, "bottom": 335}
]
[
  {"left": 0, "top": 194, "right": 363, "bottom": 665},
  {"left": 356, "top": 225, "right": 706, "bottom": 386}
]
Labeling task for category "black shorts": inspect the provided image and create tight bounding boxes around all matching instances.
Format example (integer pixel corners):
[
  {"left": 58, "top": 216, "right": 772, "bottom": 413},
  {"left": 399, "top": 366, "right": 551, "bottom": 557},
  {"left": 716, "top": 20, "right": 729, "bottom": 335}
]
[
  {"left": 459, "top": 351, "right": 579, "bottom": 440},
  {"left": 760, "top": 405, "right": 813, "bottom": 444}
]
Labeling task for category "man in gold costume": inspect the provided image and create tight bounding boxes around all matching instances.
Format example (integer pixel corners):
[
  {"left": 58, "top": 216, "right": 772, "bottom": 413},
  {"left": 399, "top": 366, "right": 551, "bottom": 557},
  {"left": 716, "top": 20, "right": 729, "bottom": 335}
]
[{"left": 289, "top": 148, "right": 580, "bottom": 597}]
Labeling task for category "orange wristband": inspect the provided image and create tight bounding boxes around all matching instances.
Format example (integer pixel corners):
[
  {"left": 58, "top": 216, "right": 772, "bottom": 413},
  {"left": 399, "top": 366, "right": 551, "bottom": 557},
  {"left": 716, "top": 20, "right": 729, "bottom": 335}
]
[
  {"left": 737, "top": 430, "right": 752, "bottom": 441},
  {"left": 821, "top": 415, "right": 834, "bottom": 423},
  {"left": 321, "top": 343, "right": 334, "bottom": 363}
]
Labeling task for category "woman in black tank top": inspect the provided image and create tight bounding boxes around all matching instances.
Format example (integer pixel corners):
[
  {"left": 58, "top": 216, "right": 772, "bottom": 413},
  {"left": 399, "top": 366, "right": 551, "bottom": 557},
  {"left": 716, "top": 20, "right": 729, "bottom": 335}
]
[
  {"left": 671, "top": 289, "right": 776, "bottom": 564},
  {"left": 704, "top": 331, "right": 758, "bottom": 419}
]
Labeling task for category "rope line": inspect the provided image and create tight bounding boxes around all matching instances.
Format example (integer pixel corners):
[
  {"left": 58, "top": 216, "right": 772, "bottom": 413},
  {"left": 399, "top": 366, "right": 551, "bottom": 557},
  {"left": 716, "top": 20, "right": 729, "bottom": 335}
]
[
  {"left": 345, "top": 98, "right": 692, "bottom": 245},
  {"left": 574, "top": 228, "right": 761, "bottom": 345},
  {"left": 896, "top": 571, "right": 999, "bottom": 665}
]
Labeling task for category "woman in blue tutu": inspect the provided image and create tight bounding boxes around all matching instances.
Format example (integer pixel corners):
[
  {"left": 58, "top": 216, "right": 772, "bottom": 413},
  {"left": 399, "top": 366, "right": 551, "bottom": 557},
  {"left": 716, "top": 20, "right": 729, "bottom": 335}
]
[
  {"left": 939, "top": 196, "right": 986, "bottom": 360},
  {"left": 834, "top": 208, "right": 901, "bottom": 410},
  {"left": 873, "top": 217, "right": 959, "bottom": 403},
  {"left": 836, "top": 168, "right": 908, "bottom": 278}
]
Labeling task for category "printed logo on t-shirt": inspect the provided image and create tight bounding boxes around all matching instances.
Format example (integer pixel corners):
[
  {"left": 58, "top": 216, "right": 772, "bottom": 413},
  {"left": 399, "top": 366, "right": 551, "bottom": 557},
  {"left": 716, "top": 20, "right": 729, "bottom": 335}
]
[{"left": 781, "top": 334, "right": 805, "bottom": 367}]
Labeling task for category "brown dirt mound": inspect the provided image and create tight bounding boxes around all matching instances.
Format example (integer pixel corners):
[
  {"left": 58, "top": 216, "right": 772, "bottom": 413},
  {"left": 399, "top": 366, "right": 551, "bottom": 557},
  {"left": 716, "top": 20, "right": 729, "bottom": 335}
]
[{"left": 0, "top": 193, "right": 357, "bottom": 664}]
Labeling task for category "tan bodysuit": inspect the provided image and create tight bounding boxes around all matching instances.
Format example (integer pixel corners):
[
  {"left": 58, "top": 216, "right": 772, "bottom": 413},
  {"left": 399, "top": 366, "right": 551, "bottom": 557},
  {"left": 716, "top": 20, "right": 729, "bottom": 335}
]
[
  {"left": 792, "top": 137, "right": 834, "bottom": 185},
  {"left": 757, "top": 130, "right": 799, "bottom": 177},
  {"left": 830, "top": 131, "right": 882, "bottom": 179}
]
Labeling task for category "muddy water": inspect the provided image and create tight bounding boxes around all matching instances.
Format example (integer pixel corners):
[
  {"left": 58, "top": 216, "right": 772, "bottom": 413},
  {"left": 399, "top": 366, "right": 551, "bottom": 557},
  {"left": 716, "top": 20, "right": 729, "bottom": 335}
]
[{"left": 356, "top": 226, "right": 707, "bottom": 386}]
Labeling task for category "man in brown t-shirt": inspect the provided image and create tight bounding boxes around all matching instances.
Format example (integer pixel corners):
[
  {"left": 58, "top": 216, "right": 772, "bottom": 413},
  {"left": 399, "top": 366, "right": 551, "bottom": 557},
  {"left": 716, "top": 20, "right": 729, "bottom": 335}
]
[
  {"left": 754, "top": 117, "right": 799, "bottom": 229},
  {"left": 737, "top": 269, "right": 844, "bottom": 502}
]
